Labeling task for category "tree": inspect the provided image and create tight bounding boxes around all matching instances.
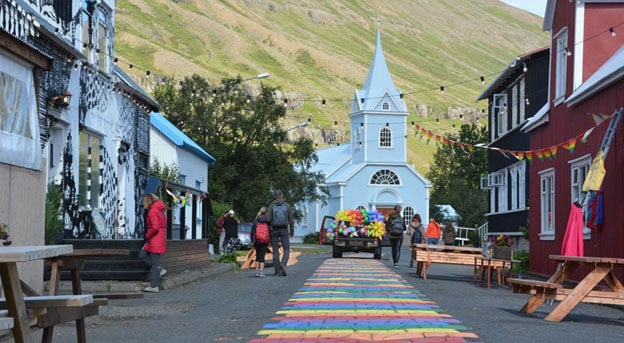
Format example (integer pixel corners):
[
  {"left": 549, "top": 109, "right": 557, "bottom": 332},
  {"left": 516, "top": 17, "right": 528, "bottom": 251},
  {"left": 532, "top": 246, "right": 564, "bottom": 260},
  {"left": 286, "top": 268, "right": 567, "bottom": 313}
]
[
  {"left": 427, "top": 124, "right": 488, "bottom": 227},
  {"left": 152, "top": 75, "right": 328, "bottom": 221}
]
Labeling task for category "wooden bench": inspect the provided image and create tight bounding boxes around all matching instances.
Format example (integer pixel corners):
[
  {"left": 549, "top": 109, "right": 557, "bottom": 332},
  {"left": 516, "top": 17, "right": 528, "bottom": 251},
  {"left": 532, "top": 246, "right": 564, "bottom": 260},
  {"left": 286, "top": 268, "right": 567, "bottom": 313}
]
[
  {"left": 508, "top": 278, "right": 624, "bottom": 306},
  {"left": 508, "top": 278, "right": 563, "bottom": 295},
  {"left": 0, "top": 295, "right": 93, "bottom": 309},
  {"left": 413, "top": 244, "right": 483, "bottom": 279}
]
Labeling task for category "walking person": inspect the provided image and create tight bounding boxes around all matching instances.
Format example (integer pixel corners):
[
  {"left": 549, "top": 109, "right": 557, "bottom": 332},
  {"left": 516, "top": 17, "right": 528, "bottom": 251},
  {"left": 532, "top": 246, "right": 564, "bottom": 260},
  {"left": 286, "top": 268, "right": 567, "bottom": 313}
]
[
  {"left": 250, "top": 206, "right": 270, "bottom": 278},
  {"left": 266, "top": 190, "right": 294, "bottom": 276},
  {"left": 140, "top": 193, "right": 167, "bottom": 293},
  {"left": 426, "top": 218, "right": 441, "bottom": 245},
  {"left": 216, "top": 211, "right": 227, "bottom": 254},
  {"left": 223, "top": 210, "right": 239, "bottom": 253},
  {"left": 407, "top": 214, "right": 425, "bottom": 268},
  {"left": 386, "top": 205, "right": 406, "bottom": 269},
  {"left": 442, "top": 221, "right": 457, "bottom": 246}
]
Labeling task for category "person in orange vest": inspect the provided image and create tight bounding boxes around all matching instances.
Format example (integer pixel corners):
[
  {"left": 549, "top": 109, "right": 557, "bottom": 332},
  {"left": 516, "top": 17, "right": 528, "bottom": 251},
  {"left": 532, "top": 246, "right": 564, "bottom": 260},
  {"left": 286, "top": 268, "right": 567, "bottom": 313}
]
[{"left": 426, "top": 218, "right": 441, "bottom": 245}]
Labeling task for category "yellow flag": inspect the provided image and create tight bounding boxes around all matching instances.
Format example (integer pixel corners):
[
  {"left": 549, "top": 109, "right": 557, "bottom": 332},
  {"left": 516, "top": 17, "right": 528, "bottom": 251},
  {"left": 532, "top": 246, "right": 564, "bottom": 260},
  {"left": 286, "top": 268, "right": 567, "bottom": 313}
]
[{"left": 582, "top": 151, "right": 606, "bottom": 192}]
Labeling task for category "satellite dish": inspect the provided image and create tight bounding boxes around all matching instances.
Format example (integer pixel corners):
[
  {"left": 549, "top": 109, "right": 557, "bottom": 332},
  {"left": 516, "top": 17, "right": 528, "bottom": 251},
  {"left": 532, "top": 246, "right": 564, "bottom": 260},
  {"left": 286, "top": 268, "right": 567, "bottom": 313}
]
[{"left": 91, "top": 209, "right": 109, "bottom": 239}]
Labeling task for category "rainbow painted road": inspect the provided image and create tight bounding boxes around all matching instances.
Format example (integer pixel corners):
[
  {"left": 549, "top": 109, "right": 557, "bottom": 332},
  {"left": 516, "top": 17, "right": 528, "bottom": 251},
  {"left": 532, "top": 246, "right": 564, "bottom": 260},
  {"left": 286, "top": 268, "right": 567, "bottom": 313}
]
[{"left": 250, "top": 259, "right": 481, "bottom": 343}]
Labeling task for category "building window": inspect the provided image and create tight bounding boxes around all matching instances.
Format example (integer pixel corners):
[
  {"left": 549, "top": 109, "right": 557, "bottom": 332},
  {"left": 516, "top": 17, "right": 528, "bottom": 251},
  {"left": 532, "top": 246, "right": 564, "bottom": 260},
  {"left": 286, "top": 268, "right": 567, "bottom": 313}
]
[
  {"left": 195, "top": 180, "right": 201, "bottom": 190},
  {"left": 496, "top": 170, "right": 508, "bottom": 212},
  {"left": 506, "top": 160, "right": 526, "bottom": 211},
  {"left": 180, "top": 175, "right": 186, "bottom": 184},
  {"left": 79, "top": 131, "right": 101, "bottom": 209},
  {"left": 356, "top": 205, "right": 367, "bottom": 212},
  {"left": 403, "top": 206, "right": 415, "bottom": 226},
  {"left": 540, "top": 169, "right": 555, "bottom": 238},
  {"left": 355, "top": 128, "right": 361, "bottom": 150},
  {"left": 570, "top": 155, "right": 591, "bottom": 231},
  {"left": 370, "top": 169, "right": 400, "bottom": 185},
  {"left": 97, "top": 8, "right": 110, "bottom": 73},
  {"left": 493, "top": 93, "right": 507, "bottom": 138},
  {"left": 511, "top": 84, "right": 518, "bottom": 127},
  {"left": 382, "top": 102, "right": 389, "bottom": 110},
  {"left": 519, "top": 78, "right": 525, "bottom": 122},
  {"left": 555, "top": 28, "right": 568, "bottom": 104},
  {"left": 379, "top": 127, "right": 392, "bottom": 148}
]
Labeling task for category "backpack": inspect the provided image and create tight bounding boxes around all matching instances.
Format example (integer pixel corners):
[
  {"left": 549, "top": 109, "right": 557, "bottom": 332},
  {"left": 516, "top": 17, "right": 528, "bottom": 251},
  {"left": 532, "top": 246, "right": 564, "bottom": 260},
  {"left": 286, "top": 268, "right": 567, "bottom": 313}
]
[
  {"left": 411, "top": 224, "right": 423, "bottom": 244},
  {"left": 255, "top": 222, "right": 270, "bottom": 243},
  {"left": 389, "top": 217, "right": 405, "bottom": 236},
  {"left": 271, "top": 203, "right": 289, "bottom": 228}
]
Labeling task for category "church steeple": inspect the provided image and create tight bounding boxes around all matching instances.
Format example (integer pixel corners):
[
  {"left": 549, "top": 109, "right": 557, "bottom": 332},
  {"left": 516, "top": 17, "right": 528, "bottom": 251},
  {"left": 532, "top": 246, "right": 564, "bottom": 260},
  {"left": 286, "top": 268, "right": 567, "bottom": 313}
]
[{"left": 352, "top": 24, "right": 406, "bottom": 113}]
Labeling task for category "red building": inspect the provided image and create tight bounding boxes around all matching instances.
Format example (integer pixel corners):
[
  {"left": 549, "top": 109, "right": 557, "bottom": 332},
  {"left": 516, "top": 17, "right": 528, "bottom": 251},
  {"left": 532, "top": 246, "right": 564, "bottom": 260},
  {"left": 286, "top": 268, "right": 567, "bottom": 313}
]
[{"left": 523, "top": 1, "right": 624, "bottom": 280}]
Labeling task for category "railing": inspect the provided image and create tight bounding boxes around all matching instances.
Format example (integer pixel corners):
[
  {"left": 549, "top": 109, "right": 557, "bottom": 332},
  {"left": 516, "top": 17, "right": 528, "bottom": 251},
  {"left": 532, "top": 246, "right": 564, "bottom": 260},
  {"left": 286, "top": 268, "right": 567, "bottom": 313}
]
[
  {"left": 477, "top": 222, "right": 489, "bottom": 246},
  {"left": 454, "top": 226, "right": 476, "bottom": 246}
]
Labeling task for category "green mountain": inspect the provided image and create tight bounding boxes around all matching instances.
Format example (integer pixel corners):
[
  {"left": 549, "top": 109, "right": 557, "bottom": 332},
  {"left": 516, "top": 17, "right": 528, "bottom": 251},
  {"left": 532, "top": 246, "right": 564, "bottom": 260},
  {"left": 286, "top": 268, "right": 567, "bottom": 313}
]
[{"left": 114, "top": 0, "right": 548, "bottom": 174}]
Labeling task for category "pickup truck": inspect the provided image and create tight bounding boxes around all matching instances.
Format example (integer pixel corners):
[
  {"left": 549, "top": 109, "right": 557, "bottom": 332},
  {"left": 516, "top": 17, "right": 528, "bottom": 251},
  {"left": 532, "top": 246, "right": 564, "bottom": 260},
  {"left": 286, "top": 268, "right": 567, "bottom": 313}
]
[{"left": 319, "top": 215, "right": 389, "bottom": 260}]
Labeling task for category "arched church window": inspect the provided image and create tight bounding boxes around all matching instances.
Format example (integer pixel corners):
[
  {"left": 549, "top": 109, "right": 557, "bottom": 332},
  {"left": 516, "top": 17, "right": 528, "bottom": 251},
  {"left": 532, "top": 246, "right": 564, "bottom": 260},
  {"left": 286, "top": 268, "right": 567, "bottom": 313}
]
[
  {"left": 382, "top": 102, "right": 389, "bottom": 110},
  {"left": 356, "top": 205, "right": 367, "bottom": 212},
  {"left": 369, "top": 169, "right": 400, "bottom": 185},
  {"left": 379, "top": 127, "right": 391, "bottom": 148}
]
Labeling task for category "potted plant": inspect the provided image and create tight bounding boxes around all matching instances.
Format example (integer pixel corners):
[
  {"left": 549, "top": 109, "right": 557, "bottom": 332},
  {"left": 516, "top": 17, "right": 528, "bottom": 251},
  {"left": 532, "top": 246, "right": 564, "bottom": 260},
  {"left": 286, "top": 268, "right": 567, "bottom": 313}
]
[
  {"left": 491, "top": 235, "right": 512, "bottom": 260},
  {"left": 0, "top": 223, "right": 12, "bottom": 246}
]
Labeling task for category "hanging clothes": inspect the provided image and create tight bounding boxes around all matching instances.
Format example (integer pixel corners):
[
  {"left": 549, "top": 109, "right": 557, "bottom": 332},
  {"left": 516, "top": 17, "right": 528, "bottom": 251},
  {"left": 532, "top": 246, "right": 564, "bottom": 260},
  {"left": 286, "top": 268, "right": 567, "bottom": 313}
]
[
  {"left": 582, "top": 151, "right": 606, "bottom": 192},
  {"left": 586, "top": 190, "right": 604, "bottom": 231},
  {"left": 561, "top": 204, "right": 584, "bottom": 257}
]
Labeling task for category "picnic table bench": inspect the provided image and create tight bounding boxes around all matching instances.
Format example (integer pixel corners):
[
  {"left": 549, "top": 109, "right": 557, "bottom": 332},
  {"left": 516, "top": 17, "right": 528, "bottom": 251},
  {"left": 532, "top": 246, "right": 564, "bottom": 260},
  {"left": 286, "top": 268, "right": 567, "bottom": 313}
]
[
  {"left": 508, "top": 255, "right": 624, "bottom": 322},
  {"left": 413, "top": 244, "right": 483, "bottom": 279}
]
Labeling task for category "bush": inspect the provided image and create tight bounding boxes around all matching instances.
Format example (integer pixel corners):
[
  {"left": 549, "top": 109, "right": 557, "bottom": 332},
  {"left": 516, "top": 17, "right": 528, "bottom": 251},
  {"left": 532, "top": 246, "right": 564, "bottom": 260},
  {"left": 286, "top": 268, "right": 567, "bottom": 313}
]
[
  {"left": 513, "top": 250, "right": 529, "bottom": 275},
  {"left": 302, "top": 232, "right": 319, "bottom": 244},
  {"left": 468, "top": 229, "right": 481, "bottom": 247},
  {"left": 45, "top": 184, "right": 64, "bottom": 245}
]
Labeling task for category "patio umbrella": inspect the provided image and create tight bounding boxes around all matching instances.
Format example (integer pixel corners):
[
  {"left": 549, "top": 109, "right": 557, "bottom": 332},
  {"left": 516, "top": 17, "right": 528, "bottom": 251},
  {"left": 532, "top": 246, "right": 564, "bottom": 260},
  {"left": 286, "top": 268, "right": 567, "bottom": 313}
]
[{"left": 561, "top": 203, "right": 584, "bottom": 257}]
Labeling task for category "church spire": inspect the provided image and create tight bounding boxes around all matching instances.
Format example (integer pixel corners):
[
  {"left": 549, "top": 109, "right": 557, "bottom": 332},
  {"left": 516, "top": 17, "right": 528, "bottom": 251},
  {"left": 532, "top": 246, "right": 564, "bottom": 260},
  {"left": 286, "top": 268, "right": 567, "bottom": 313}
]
[{"left": 361, "top": 22, "right": 399, "bottom": 102}]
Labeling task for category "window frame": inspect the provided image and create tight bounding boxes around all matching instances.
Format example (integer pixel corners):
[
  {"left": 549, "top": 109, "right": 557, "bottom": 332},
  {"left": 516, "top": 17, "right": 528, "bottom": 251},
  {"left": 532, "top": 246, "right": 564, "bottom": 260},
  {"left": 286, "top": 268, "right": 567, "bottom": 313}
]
[
  {"left": 554, "top": 27, "right": 568, "bottom": 105},
  {"left": 539, "top": 168, "right": 556, "bottom": 240},
  {"left": 379, "top": 127, "right": 392, "bottom": 148},
  {"left": 493, "top": 93, "right": 507, "bottom": 138},
  {"left": 569, "top": 154, "right": 592, "bottom": 233},
  {"left": 78, "top": 131, "right": 102, "bottom": 209},
  {"left": 369, "top": 169, "right": 401, "bottom": 185}
]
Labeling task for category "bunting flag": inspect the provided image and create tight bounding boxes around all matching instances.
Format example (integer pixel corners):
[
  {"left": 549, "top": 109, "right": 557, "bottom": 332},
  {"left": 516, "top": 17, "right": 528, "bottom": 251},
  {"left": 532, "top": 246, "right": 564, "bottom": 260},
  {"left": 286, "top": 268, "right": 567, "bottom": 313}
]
[
  {"left": 496, "top": 148, "right": 507, "bottom": 157},
  {"left": 590, "top": 112, "right": 612, "bottom": 126},
  {"left": 561, "top": 137, "right": 578, "bottom": 154},
  {"left": 525, "top": 151, "right": 533, "bottom": 162},
  {"left": 467, "top": 144, "right": 473, "bottom": 152},
  {"left": 435, "top": 135, "right": 442, "bottom": 144},
  {"left": 536, "top": 150, "right": 545, "bottom": 161},
  {"left": 516, "top": 151, "right": 525, "bottom": 160},
  {"left": 549, "top": 145, "right": 558, "bottom": 159},
  {"left": 581, "top": 127, "right": 594, "bottom": 143},
  {"left": 426, "top": 130, "right": 433, "bottom": 144}
]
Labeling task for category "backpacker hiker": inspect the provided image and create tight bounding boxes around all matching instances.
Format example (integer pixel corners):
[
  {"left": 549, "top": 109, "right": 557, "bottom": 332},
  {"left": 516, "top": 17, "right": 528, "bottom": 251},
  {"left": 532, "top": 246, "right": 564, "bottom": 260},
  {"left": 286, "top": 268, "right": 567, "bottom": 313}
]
[{"left": 271, "top": 202, "right": 289, "bottom": 228}]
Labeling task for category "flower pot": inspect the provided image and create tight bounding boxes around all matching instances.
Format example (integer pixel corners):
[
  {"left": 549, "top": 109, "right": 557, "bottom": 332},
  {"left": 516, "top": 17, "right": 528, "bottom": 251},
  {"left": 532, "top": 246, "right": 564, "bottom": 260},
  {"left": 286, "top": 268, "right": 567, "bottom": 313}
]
[{"left": 492, "top": 246, "right": 512, "bottom": 260}]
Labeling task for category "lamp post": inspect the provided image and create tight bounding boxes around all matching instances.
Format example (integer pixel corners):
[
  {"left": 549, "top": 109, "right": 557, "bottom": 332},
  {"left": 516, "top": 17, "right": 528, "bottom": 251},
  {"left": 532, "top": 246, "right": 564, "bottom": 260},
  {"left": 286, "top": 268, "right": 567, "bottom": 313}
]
[{"left": 242, "top": 72, "right": 270, "bottom": 82}]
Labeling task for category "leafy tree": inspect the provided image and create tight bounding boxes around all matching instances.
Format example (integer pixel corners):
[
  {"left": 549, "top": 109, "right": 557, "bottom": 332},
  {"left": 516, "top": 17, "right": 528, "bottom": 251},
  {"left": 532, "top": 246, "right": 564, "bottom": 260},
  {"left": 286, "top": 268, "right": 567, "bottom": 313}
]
[
  {"left": 149, "top": 157, "right": 182, "bottom": 183},
  {"left": 427, "top": 123, "right": 488, "bottom": 228},
  {"left": 152, "top": 75, "right": 328, "bottom": 221},
  {"left": 45, "top": 183, "right": 63, "bottom": 244}
]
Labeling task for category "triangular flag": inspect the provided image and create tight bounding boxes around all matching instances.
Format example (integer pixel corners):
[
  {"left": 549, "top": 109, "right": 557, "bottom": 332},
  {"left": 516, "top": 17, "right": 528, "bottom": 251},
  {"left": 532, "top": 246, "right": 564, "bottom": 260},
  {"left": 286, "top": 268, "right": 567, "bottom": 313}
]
[
  {"left": 549, "top": 145, "right": 558, "bottom": 159},
  {"left": 467, "top": 144, "right": 473, "bottom": 152},
  {"left": 536, "top": 150, "right": 545, "bottom": 161},
  {"left": 525, "top": 151, "right": 533, "bottom": 162},
  {"left": 435, "top": 135, "right": 442, "bottom": 143},
  {"left": 497, "top": 148, "right": 507, "bottom": 157},
  {"left": 515, "top": 151, "right": 525, "bottom": 160},
  {"left": 582, "top": 127, "right": 594, "bottom": 143},
  {"left": 449, "top": 139, "right": 456, "bottom": 147},
  {"left": 543, "top": 148, "right": 552, "bottom": 160},
  {"left": 562, "top": 137, "right": 577, "bottom": 154},
  {"left": 591, "top": 113, "right": 606, "bottom": 126}
]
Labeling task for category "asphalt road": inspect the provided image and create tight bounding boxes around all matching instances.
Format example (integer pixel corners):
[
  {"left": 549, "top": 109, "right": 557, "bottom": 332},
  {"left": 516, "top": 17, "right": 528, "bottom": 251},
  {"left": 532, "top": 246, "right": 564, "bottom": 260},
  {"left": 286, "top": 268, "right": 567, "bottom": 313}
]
[{"left": 47, "top": 244, "right": 624, "bottom": 342}]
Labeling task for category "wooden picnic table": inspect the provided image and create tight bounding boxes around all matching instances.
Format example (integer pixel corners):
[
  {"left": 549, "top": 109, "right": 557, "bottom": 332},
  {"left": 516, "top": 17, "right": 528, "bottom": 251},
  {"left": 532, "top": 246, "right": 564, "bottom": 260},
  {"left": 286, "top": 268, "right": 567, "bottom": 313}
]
[
  {"left": 473, "top": 256, "right": 518, "bottom": 288},
  {"left": 43, "top": 248, "right": 142, "bottom": 343},
  {"left": 509, "top": 255, "right": 624, "bottom": 322},
  {"left": 0, "top": 245, "right": 74, "bottom": 343}
]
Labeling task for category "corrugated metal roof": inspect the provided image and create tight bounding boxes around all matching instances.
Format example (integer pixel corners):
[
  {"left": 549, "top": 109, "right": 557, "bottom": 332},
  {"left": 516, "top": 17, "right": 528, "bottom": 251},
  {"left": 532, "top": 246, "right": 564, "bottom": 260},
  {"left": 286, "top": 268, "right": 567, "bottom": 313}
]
[{"left": 150, "top": 112, "right": 216, "bottom": 163}]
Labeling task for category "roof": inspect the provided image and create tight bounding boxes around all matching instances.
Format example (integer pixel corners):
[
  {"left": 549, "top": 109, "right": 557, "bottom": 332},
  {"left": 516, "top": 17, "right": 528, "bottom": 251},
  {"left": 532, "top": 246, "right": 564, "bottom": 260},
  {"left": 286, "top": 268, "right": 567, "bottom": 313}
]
[
  {"left": 115, "top": 66, "right": 159, "bottom": 111},
  {"left": 353, "top": 29, "right": 407, "bottom": 113},
  {"left": 476, "top": 47, "right": 549, "bottom": 101},
  {"left": 566, "top": 45, "right": 624, "bottom": 107},
  {"left": 521, "top": 103, "right": 550, "bottom": 132},
  {"left": 435, "top": 204, "right": 461, "bottom": 221},
  {"left": 150, "top": 112, "right": 216, "bottom": 163},
  {"left": 542, "top": 0, "right": 556, "bottom": 31}
]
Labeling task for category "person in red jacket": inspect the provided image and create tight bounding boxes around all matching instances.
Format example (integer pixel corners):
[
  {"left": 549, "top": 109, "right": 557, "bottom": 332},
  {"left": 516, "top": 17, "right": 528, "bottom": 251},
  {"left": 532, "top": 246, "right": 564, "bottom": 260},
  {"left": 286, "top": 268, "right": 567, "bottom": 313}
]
[{"left": 140, "top": 193, "right": 167, "bottom": 293}]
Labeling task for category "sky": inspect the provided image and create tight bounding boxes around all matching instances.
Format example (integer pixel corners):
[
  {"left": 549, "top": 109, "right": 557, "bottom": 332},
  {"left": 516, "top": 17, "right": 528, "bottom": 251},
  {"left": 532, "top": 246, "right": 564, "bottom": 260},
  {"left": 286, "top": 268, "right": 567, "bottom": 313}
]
[{"left": 501, "top": 0, "right": 547, "bottom": 17}]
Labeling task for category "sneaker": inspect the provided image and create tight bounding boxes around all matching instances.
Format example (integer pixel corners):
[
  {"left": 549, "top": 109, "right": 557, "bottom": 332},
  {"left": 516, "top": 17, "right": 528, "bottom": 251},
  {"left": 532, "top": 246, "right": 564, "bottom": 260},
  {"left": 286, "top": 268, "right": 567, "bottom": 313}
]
[
  {"left": 409, "top": 260, "right": 414, "bottom": 268},
  {"left": 143, "top": 286, "right": 159, "bottom": 293},
  {"left": 259, "top": 273, "right": 265, "bottom": 278},
  {"left": 394, "top": 263, "right": 399, "bottom": 269},
  {"left": 160, "top": 268, "right": 167, "bottom": 277}
]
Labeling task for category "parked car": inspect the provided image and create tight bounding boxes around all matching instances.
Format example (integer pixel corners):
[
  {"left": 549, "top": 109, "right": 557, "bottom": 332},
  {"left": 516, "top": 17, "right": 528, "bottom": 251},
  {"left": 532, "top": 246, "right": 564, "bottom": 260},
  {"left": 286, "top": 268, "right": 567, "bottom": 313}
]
[{"left": 237, "top": 222, "right": 252, "bottom": 249}]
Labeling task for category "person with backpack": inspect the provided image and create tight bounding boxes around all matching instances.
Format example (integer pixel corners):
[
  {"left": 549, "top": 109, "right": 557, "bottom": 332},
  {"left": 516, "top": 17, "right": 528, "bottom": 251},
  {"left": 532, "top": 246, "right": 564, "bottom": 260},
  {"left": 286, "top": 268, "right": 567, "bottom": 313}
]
[
  {"left": 407, "top": 214, "right": 425, "bottom": 268},
  {"left": 266, "top": 189, "right": 294, "bottom": 277},
  {"left": 223, "top": 210, "right": 239, "bottom": 253},
  {"left": 250, "top": 206, "right": 270, "bottom": 278},
  {"left": 385, "top": 205, "right": 406, "bottom": 269}
]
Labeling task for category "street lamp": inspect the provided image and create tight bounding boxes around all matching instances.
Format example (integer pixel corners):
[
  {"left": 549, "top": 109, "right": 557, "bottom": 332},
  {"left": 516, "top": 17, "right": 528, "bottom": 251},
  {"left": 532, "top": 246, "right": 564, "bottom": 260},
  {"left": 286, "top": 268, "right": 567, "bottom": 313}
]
[{"left": 242, "top": 72, "right": 270, "bottom": 82}]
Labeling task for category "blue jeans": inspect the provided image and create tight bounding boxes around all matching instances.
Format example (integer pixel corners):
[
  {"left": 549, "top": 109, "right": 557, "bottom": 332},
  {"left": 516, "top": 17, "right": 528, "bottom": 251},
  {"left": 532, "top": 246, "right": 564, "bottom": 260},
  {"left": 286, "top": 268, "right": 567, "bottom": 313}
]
[
  {"left": 270, "top": 228, "right": 290, "bottom": 272},
  {"left": 139, "top": 248, "right": 161, "bottom": 288},
  {"left": 427, "top": 238, "right": 439, "bottom": 245},
  {"left": 389, "top": 237, "right": 403, "bottom": 264}
]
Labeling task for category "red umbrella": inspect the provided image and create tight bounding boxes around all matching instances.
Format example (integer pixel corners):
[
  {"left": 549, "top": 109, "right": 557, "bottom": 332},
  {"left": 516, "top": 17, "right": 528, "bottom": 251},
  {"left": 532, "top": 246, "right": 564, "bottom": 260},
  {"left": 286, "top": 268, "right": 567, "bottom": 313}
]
[{"left": 561, "top": 204, "right": 584, "bottom": 257}]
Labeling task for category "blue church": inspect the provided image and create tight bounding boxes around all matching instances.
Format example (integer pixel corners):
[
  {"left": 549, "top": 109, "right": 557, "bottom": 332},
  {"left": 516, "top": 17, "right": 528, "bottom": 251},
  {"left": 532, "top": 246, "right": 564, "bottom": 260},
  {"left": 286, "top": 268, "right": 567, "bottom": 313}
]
[{"left": 295, "top": 29, "right": 432, "bottom": 239}]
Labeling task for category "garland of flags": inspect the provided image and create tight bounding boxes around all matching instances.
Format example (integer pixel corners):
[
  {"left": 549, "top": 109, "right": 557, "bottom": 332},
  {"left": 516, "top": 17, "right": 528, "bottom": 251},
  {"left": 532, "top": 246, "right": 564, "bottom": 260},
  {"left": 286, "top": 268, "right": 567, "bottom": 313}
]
[{"left": 413, "top": 112, "right": 614, "bottom": 162}]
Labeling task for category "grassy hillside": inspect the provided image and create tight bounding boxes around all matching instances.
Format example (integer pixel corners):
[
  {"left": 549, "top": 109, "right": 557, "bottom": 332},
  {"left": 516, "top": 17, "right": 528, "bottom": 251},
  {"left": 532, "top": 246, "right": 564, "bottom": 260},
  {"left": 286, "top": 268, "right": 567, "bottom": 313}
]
[{"left": 114, "top": 0, "right": 548, "bottom": 174}]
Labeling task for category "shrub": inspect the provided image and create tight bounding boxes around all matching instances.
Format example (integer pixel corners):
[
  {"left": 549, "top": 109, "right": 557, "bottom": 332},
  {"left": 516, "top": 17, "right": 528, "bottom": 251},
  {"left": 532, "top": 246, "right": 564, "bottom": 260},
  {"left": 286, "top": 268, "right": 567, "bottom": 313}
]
[
  {"left": 302, "top": 232, "right": 319, "bottom": 244},
  {"left": 45, "top": 184, "right": 64, "bottom": 245}
]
